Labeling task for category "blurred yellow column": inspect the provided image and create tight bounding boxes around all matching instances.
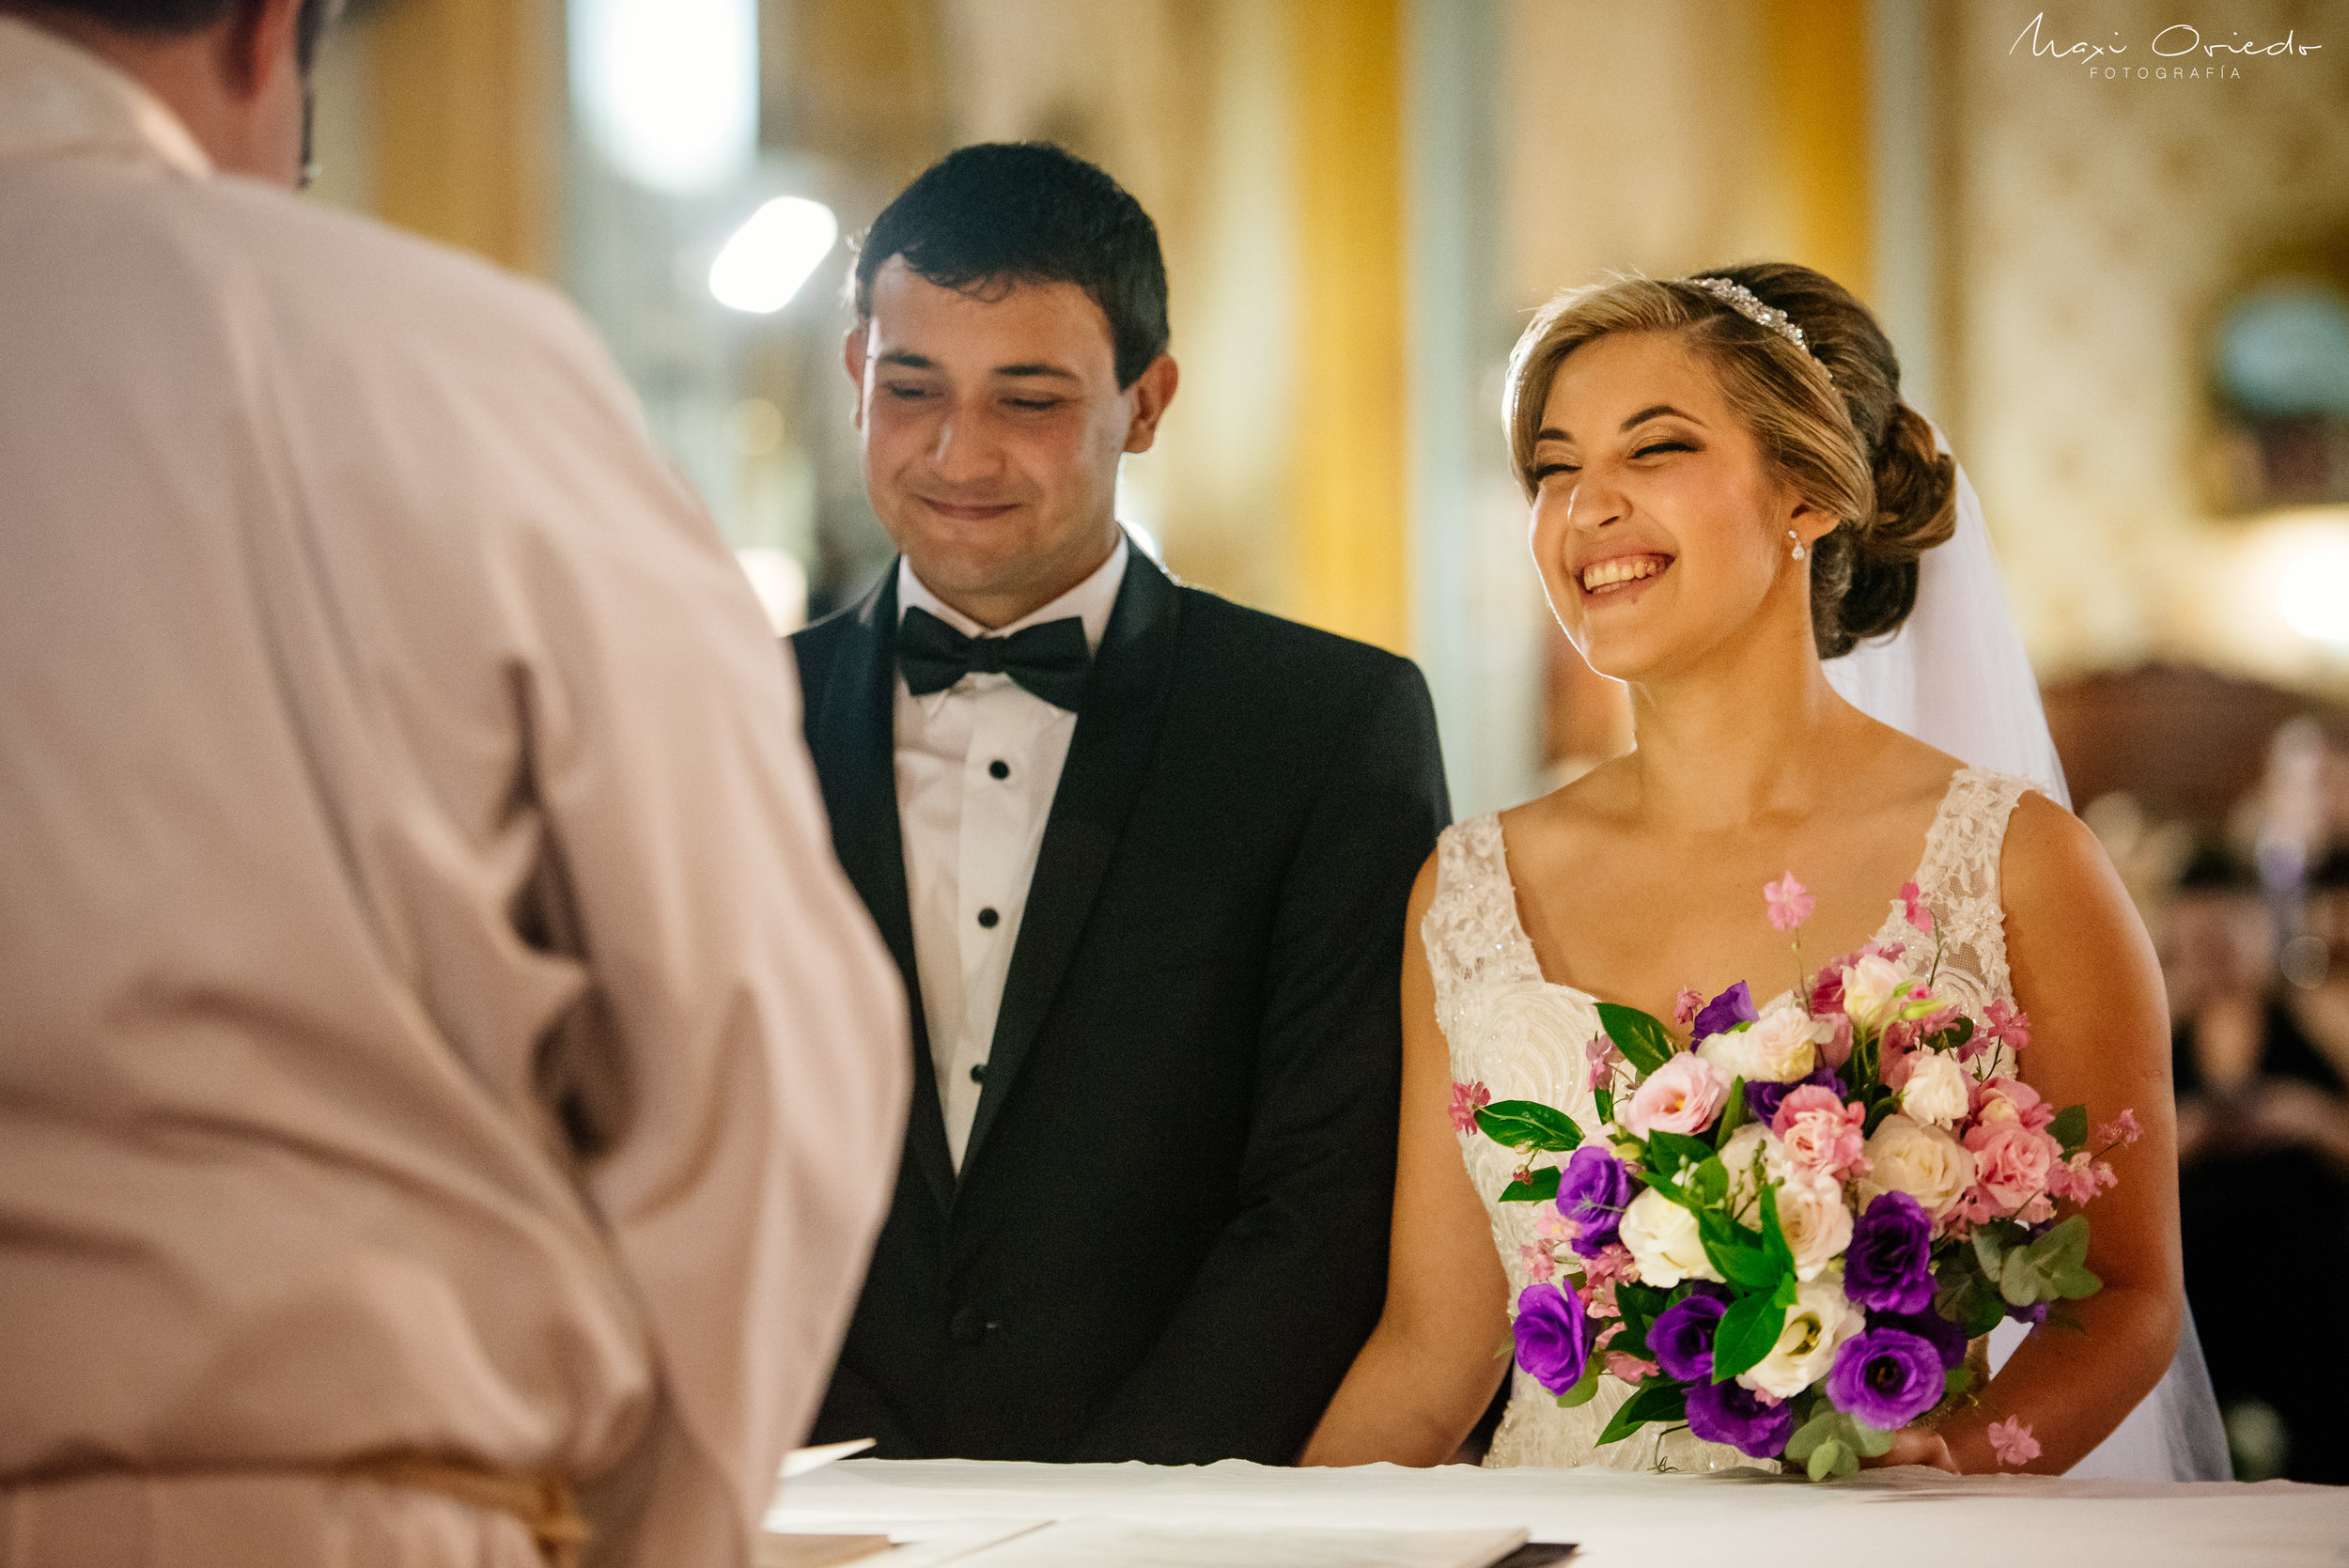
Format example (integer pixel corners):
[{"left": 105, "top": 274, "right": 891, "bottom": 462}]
[
  {"left": 1765, "top": 0, "right": 1874, "bottom": 301},
  {"left": 1288, "top": 0, "right": 1408, "bottom": 654},
  {"left": 370, "top": 0, "right": 557, "bottom": 278}
]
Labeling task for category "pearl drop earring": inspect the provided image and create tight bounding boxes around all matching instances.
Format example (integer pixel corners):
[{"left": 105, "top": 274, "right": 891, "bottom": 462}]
[{"left": 1789, "top": 529, "right": 1806, "bottom": 562}]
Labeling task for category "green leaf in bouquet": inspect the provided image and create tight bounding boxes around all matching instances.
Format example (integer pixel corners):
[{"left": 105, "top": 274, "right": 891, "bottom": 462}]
[
  {"left": 1698, "top": 1212, "right": 1781, "bottom": 1292},
  {"left": 1498, "top": 1167, "right": 1562, "bottom": 1203},
  {"left": 1999, "top": 1214, "right": 2100, "bottom": 1305},
  {"left": 1552, "top": 1355, "right": 1605, "bottom": 1409},
  {"left": 2049, "top": 1103, "right": 2090, "bottom": 1157},
  {"left": 1712, "top": 1079, "right": 1751, "bottom": 1146},
  {"left": 1929, "top": 1015, "right": 1976, "bottom": 1055},
  {"left": 1595, "top": 1379, "right": 1687, "bottom": 1447},
  {"left": 1759, "top": 1182, "right": 1797, "bottom": 1275},
  {"left": 1686, "top": 1156, "right": 1730, "bottom": 1209},
  {"left": 1616, "top": 1281, "right": 1670, "bottom": 1320},
  {"left": 1943, "top": 1366, "right": 1974, "bottom": 1401},
  {"left": 1476, "top": 1100, "right": 1584, "bottom": 1154},
  {"left": 1709, "top": 1289, "right": 1791, "bottom": 1384},
  {"left": 1595, "top": 1001, "right": 1677, "bottom": 1078},
  {"left": 1595, "top": 1084, "right": 1615, "bottom": 1125},
  {"left": 1971, "top": 1219, "right": 2025, "bottom": 1278},
  {"left": 1648, "top": 1129, "right": 1716, "bottom": 1181},
  {"left": 1860, "top": 1098, "right": 1902, "bottom": 1138},
  {"left": 1783, "top": 1408, "right": 1890, "bottom": 1482},
  {"left": 1936, "top": 1260, "right": 2008, "bottom": 1340}
]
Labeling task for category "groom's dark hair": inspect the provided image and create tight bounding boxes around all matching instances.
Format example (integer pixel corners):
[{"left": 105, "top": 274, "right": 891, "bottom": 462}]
[{"left": 852, "top": 142, "right": 1170, "bottom": 389}]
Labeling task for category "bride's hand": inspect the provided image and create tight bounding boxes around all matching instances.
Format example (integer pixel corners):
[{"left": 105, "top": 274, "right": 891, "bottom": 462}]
[{"left": 1861, "top": 1426, "right": 1957, "bottom": 1472}]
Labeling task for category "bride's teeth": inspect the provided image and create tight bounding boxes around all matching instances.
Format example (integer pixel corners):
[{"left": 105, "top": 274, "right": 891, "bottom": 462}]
[{"left": 1580, "top": 555, "right": 1663, "bottom": 592}]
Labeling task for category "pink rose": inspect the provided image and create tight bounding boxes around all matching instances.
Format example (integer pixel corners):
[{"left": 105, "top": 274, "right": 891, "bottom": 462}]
[
  {"left": 1970, "top": 1076, "right": 2054, "bottom": 1130},
  {"left": 1964, "top": 1120, "right": 2060, "bottom": 1212},
  {"left": 1779, "top": 1093, "right": 1868, "bottom": 1179},
  {"left": 1621, "top": 1053, "right": 1729, "bottom": 1139}
]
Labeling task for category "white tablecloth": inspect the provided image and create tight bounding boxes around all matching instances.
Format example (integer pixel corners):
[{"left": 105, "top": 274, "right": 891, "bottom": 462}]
[{"left": 770, "top": 1458, "right": 2349, "bottom": 1566}]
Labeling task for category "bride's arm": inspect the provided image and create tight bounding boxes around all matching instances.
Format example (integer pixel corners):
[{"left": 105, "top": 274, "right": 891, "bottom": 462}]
[
  {"left": 1935, "top": 793, "right": 2184, "bottom": 1474},
  {"left": 1298, "top": 854, "right": 1513, "bottom": 1466}
]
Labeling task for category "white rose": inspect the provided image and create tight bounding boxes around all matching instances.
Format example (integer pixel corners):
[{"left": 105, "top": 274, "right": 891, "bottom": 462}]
[
  {"left": 1859, "top": 1113, "right": 1977, "bottom": 1220},
  {"left": 1699, "top": 1003, "right": 1819, "bottom": 1084},
  {"left": 1617, "top": 1186, "right": 1723, "bottom": 1288},
  {"left": 1839, "top": 954, "right": 1911, "bottom": 1032},
  {"left": 1739, "top": 1278, "right": 1863, "bottom": 1400},
  {"left": 1771, "top": 1167, "right": 1854, "bottom": 1282},
  {"left": 1717, "top": 1123, "right": 1787, "bottom": 1225},
  {"left": 1899, "top": 1050, "right": 1971, "bottom": 1127}
]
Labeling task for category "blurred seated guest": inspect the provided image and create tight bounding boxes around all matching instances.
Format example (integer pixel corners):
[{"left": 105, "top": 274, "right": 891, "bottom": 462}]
[
  {"left": 0, "top": 4, "right": 907, "bottom": 1565},
  {"left": 2169, "top": 848, "right": 2349, "bottom": 1481}
]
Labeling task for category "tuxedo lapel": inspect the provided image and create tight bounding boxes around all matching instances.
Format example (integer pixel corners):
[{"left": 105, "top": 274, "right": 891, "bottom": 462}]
[
  {"left": 804, "top": 571, "right": 957, "bottom": 1217},
  {"left": 961, "top": 551, "right": 1185, "bottom": 1173}
]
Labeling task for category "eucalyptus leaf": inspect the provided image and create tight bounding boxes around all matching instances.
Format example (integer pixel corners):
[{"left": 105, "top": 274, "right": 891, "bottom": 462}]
[
  {"left": 1807, "top": 1438, "right": 1855, "bottom": 1482},
  {"left": 1476, "top": 1100, "right": 1584, "bottom": 1154},
  {"left": 2050, "top": 1103, "right": 2090, "bottom": 1157},
  {"left": 1596, "top": 1001, "right": 1677, "bottom": 1078}
]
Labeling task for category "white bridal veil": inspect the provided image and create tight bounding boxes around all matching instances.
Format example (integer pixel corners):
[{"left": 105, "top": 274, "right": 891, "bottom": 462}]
[{"left": 1822, "top": 434, "right": 2232, "bottom": 1483}]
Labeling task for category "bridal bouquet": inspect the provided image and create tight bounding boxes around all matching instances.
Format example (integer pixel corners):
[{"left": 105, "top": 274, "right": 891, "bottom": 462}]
[{"left": 1470, "top": 877, "right": 2139, "bottom": 1479}]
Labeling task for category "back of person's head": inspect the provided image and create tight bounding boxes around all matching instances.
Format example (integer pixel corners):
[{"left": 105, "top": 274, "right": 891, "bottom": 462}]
[
  {"left": 8, "top": 0, "right": 334, "bottom": 69},
  {"left": 852, "top": 142, "right": 1169, "bottom": 389},
  {"left": 1505, "top": 262, "right": 1956, "bottom": 659}
]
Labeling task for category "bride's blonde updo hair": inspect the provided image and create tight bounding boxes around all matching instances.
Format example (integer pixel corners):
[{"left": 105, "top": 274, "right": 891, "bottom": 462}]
[{"left": 1504, "top": 262, "right": 1956, "bottom": 659}]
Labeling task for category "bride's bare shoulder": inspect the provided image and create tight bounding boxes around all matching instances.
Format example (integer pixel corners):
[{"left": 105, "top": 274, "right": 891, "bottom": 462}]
[{"left": 1496, "top": 754, "right": 1641, "bottom": 848}]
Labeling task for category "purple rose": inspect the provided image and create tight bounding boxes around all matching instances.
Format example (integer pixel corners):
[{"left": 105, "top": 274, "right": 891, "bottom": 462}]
[
  {"left": 1649, "top": 1293, "right": 1727, "bottom": 1382},
  {"left": 1867, "top": 1307, "right": 1968, "bottom": 1372},
  {"left": 1691, "top": 982, "right": 1760, "bottom": 1041},
  {"left": 1685, "top": 1377, "right": 1795, "bottom": 1458},
  {"left": 1514, "top": 1281, "right": 1590, "bottom": 1395},
  {"left": 1826, "top": 1327, "right": 1945, "bottom": 1431},
  {"left": 1843, "top": 1191, "right": 1936, "bottom": 1314},
  {"left": 1744, "top": 1065, "right": 1847, "bottom": 1126},
  {"left": 1556, "top": 1145, "right": 1636, "bottom": 1257}
]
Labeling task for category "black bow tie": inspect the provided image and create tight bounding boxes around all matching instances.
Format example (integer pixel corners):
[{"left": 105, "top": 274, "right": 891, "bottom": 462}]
[{"left": 897, "top": 606, "right": 1092, "bottom": 711}]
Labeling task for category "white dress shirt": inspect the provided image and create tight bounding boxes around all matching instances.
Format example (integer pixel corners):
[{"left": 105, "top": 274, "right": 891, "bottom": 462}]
[
  {"left": 895, "top": 537, "right": 1129, "bottom": 1168},
  {"left": 0, "top": 19, "right": 908, "bottom": 1566}
]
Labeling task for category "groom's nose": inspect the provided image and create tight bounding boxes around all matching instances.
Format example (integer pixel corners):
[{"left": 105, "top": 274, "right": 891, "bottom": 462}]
[{"left": 926, "top": 397, "right": 1005, "bottom": 483}]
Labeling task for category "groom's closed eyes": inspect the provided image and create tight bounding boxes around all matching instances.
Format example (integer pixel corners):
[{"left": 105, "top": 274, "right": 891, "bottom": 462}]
[{"left": 877, "top": 349, "right": 1083, "bottom": 413}]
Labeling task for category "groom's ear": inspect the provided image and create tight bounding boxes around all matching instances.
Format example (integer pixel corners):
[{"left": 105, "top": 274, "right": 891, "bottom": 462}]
[{"left": 1121, "top": 353, "right": 1179, "bottom": 455}]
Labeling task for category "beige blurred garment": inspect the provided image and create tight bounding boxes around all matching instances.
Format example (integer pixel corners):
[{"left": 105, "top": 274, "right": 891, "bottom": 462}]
[{"left": 0, "top": 18, "right": 908, "bottom": 1568}]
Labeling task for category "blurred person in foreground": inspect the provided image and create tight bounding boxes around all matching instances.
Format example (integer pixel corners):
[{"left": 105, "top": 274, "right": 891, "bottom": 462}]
[
  {"left": 0, "top": 4, "right": 907, "bottom": 1564},
  {"left": 2170, "top": 848, "right": 2349, "bottom": 1481},
  {"left": 795, "top": 143, "right": 1450, "bottom": 1462}
]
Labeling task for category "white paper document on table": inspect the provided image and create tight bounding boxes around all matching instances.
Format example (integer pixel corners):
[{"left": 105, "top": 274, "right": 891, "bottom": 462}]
[{"left": 946, "top": 1521, "right": 1532, "bottom": 1566}]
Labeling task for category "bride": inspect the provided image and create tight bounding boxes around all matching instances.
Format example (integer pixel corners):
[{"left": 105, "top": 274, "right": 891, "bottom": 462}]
[{"left": 1300, "top": 263, "right": 2199, "bottom": 1475}]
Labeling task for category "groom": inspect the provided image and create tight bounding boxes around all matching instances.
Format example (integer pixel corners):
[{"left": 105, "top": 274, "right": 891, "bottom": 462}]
[{"left": 795, "top": 142, "right": 1450, "bottom": 1463}]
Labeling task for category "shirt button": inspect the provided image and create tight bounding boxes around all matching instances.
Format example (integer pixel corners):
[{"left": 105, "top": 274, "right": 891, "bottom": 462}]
[
  {"left": 988, "top": 759, "right": 1010, "bottom": 780},
  {"left": 976, "top": 907, "right": 1000, "bottom": 929},
  {"left": 970, "top": 1063, "right": 988, "bottom": 1083}
]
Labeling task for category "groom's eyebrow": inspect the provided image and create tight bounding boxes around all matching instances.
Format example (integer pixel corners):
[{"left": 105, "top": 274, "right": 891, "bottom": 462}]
[{"left": 992, "top": 363, "right": 1081, "bottom": 381}]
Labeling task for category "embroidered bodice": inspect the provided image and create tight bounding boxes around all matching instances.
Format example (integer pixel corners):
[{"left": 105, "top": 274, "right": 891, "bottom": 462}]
[{"left": 1423, "top": 767, "right": 2035, "bottom": 1472}]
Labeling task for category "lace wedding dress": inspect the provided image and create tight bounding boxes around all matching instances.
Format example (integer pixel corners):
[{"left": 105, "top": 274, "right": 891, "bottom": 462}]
[{"left": 1424, "top": 767, "right": 2033, "bottom": 1472}]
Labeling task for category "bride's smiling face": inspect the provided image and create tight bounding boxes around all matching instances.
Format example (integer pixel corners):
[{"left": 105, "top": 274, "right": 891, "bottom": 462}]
[{"left": 1529, "top": 330, "right": 1819, "bottom": 681}]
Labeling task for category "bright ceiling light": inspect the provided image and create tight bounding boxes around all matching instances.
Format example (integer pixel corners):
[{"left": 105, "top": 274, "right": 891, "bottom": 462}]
[
  {"left": 571, "top": 0, "right": 755, "bottom": 195},
  {"left": 2279, "top": 528, "right": 2349, "bottom": 645},
  {"left": 709, "top": 197, "right": 839, "bottom": 314}
]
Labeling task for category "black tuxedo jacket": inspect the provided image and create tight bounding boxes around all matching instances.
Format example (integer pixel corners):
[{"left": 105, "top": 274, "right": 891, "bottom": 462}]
[{"left": 791, "top": 550, "right": 1449, "bottom": 1463}]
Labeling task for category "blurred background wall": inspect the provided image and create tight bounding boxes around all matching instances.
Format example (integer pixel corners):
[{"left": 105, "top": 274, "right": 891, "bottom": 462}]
[{"left": 305, "top": 0, "right": 2349, "bottom": 1478}]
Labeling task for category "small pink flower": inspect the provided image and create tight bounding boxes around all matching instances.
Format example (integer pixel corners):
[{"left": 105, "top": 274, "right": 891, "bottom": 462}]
[
  {"left": 1672, "top": 987, "right": 1705, "bottom": 1030},
  {"left": 1765, "top": 873, "right": 1815, "bottom": 933},
  {"left": 2098, "top": 1108, "right": 2142, "bottom": 1147},
  {"left": 1606, "top": 1351, "right": 1659, "bottom": 1383},
  {"left": 1983, "top": 998, "right": 2030, "bottom": 1054},
  {"left": 1584, "top": 1278, "right": 1621, "bottom": 1318},
  {"left": 1620, "top": 1053, "right": 1730, "bottom": 1139},
  {"left": 1987, "top": 1417, "right": 2040, "bottom": 1467},
  {"left": 1582, "top": 1243, "right": 1638, "bottom": 1286},
  {"left": 1517, "top": 1242, "right": 1556, "bottom": 1282},
  {"left": 1880, "top": 1035, "right": 1921, "bottom": 1093},
  {"left": 1594, "top": 1319, "right": 1622, "bottom": 1349},
  {"left": 2046, "top": 1153, "right": 2118, "bottom": 1203},
  {"left": 1899, "top": 879, "right": 1935, "bottom": 936},
  {"left": 1532, "top": 1203, "right": 1577, "bottom": 1243},
  {"left": 1965, "top": 1120, "right": 2061, "bottom": 1212},
  {"left": 1586, "top": 1033, "right": 1626, "bottom": 1092},
  {"left": 1449, "top": 1079, "right": 1491, "bottom": 1135},
  {"left": 1779, "top": 1093, "right": 1869, "bottom": 1179}
]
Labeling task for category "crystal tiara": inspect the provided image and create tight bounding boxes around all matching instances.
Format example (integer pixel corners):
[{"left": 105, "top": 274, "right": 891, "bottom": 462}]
[{"left": 1682, "top": 276, "right": 1829, "bottom": 379}]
